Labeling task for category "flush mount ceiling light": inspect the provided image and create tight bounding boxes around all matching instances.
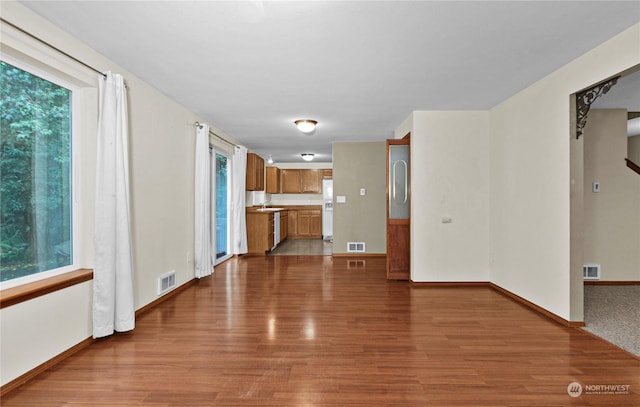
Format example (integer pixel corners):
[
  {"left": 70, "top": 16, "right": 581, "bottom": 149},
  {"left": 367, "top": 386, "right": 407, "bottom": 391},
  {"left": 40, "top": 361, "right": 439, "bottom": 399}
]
[
  {"left": 267, "top": 155, "right": 274, "bottom": 164},
  {"left": 294, "top": 119, "right": 318, "bottom": 133},
  {"left": 301, "top": 153, "right": 315, "bottom": 161}
]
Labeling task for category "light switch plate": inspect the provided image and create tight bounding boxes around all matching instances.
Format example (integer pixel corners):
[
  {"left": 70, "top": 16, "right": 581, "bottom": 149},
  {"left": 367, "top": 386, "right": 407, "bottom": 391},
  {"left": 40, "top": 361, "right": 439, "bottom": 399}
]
[
  {"left": 360, "top": 188, "right": 366, "bottom": 196},
  {"left": 592, "top": 182, "right": 600, "bottom": 193}
]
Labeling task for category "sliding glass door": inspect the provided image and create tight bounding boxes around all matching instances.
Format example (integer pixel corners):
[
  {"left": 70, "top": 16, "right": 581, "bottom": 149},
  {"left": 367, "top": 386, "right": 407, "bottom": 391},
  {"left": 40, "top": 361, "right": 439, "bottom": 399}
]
[{"left": 214, "top": 151, "right": 231, "bottom": 263}]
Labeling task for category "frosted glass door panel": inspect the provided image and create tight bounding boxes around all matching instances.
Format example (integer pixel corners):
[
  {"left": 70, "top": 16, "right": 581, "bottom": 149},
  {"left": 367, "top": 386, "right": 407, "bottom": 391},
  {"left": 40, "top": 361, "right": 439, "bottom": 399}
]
[{"left": 389, "top": 145, "right": 410, "bottom": 219}]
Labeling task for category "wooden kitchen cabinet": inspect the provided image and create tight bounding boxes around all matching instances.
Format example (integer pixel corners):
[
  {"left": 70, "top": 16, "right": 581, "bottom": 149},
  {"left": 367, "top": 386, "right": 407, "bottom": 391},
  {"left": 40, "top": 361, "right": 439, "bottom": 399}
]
[
  {"left": 287, "top": 207, "right": 322, "bottom": 239},
  {"left": 246, "top": 153, "right": 265, "bottom": 191},
  {"left": 300, "top": 169, "right": 322, "bottom": 193},
  {"left": 287, "top": 209, "right": 298, "bottom": 236},
  {"left": 322, "top": 169, "right": 333, "bottom": 179},
  {"left": 280, "top": 169, "right": 322, "bottom": 194},
  {"left": 246, "top": 211, "right": 274, "bottom": 253},
  {"left": 279, "top": 210, "right": 288, "bottom": 242},
  {"left": 297, "top": 209, "right": 322, "bottom": 237},
  {"left": 280, "top": 169, "right": 301, "bottom": 193},
  {"left": 266, "top": 167, "right": 280, "bottom": 194}
]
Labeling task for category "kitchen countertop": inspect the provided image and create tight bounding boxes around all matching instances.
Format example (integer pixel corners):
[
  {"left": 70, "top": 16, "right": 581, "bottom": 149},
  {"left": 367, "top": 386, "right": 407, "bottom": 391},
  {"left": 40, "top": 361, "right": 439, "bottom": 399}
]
[{"left": 246, "top": 205, "right": 322, "bottom": 213}]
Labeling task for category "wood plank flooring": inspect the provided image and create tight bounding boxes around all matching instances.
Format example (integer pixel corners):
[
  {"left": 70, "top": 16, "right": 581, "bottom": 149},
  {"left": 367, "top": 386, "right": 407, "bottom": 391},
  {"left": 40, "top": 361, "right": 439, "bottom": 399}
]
[{"left": 3, "top": 255, "right": 639, "bottom": 406}]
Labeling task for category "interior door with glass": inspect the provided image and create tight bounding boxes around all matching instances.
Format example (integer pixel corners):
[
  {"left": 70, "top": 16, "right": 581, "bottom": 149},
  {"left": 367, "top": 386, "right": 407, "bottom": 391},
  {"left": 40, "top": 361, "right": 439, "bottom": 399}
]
[{"left": 386, "top": 137, "right": 410, "bottom": 280}]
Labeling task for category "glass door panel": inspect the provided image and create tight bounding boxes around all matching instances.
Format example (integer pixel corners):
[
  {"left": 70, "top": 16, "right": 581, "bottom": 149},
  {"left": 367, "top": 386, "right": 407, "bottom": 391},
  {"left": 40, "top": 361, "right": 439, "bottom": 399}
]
[
  {"left": 215, "top": 152, "right": 230, "bottom": 262},
  {"left": 389, "top": 144, "right": 410, "bottom": 219}
]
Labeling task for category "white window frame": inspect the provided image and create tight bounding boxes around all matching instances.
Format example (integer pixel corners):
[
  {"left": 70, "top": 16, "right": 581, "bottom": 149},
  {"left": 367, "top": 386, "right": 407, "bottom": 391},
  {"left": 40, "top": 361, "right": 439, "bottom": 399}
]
[{"left": 0, "top": 54, "right": 82, "bottom": 290}]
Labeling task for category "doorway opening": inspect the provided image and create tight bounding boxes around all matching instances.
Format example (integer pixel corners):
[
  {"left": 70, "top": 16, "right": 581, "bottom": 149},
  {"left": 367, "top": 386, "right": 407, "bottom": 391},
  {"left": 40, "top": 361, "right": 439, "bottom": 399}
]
[{"left": 570, "top": 65, "right": 640, "bottom": 356}]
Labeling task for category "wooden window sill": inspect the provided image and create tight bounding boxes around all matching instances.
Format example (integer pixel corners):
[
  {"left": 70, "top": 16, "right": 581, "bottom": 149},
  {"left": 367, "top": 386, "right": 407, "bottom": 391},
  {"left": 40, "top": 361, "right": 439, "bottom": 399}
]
[{"left": 0, "top": 269, "right": 93, "bottom": 309}]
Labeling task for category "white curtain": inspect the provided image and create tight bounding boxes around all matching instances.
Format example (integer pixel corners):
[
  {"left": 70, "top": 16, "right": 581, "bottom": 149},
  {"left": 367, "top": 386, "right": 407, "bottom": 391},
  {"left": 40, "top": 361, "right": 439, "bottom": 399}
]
[
  {"left": 194, "top": 124, "right": 213, "bottom": 278},
  {"left": 231, "top": 145, "right": 248, "bottom": 254},
  {"left": 93, "top": 72, "right": 134, "bottom": 339}
]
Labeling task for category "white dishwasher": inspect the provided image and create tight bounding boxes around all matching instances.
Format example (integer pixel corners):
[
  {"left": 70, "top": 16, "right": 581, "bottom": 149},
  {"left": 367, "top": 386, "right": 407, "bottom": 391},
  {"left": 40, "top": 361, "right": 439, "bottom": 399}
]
[{"left": 272, "top": 211, "right": 280, "bottom": 250}]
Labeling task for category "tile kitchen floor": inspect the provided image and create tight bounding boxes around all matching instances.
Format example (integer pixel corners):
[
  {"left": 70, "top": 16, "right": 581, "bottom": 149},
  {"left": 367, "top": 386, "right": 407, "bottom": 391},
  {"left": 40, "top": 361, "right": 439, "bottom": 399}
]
[{"left": 270, "top": 239, "right": 332, "bottom": 255}]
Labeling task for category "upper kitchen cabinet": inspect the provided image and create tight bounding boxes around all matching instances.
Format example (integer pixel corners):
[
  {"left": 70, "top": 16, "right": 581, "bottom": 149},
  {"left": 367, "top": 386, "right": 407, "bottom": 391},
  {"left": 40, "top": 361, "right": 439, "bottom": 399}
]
[
  {"left": 280, "top": 169, "right": 322, "bottom": 194},
  {"left": 281, "top": 169, "right": 301, "bottom": 193},
  {"left": 300, "top": 169, "right": 322, "bottom": 193},
  {"left": 246, "top": 152, "right": 264, "bottom": 191},
  {"left": 266, "top": 167, "right": 281, "bottom": 194},
  {"left": 322, "top": 169, "right": 333, "bottom": 179}
]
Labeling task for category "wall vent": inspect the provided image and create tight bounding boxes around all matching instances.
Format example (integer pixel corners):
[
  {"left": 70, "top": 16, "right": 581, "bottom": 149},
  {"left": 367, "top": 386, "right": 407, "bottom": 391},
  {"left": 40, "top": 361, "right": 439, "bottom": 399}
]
[
  {"left": 158, "top": 271, "right": 176, "bottom": 295},
  {"left": 347, "top": 242, "right": 365, "bottom": 253},
  {"left": 583, "top": 264, "right": 600, "bottom": 280}
]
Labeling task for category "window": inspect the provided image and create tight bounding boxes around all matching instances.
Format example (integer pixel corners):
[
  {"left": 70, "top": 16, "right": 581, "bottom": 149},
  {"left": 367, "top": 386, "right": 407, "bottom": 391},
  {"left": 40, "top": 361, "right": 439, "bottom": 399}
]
[{"left": 0, "top": 60, "right": 75, "bottom": 286}]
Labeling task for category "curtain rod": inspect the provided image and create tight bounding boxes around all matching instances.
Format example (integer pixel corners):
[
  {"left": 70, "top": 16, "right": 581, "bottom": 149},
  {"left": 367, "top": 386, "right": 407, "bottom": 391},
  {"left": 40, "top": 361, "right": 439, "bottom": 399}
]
[
  {"left": 194, "top": 122, "right": 238, "bottom": 148},
  {"left": 0, "top": 17, "right": 107, "bottom": 78}
]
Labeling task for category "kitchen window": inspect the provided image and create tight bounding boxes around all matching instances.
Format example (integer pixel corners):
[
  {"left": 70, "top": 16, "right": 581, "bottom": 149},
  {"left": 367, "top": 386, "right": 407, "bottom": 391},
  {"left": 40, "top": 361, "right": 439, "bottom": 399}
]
[{"left": 0, "top": 59, "right": 78, "bottom": 288}]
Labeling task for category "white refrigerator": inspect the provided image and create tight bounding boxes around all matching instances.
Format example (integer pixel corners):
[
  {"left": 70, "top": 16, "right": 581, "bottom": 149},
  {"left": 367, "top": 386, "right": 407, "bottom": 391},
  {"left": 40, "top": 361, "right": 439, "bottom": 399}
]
[{"left": 322, "top": 179, "right": 333, "bottom": 241}]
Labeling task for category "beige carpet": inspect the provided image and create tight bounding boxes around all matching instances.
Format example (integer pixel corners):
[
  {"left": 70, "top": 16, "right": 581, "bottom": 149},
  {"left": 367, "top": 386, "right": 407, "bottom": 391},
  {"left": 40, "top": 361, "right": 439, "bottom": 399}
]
[{"left": 583, "top": 285, "right": 640, "bottom": 356}]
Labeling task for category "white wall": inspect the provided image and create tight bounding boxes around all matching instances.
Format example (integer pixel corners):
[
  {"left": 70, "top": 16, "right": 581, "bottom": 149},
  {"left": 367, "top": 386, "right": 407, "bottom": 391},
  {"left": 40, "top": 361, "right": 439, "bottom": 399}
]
[
  {"left": 397, "top": 24, "right": 640, "bottom": 321},
  {"left": 490, "top": 24, "right": 640, "bottom": 321},
  {"left": 394, "top": 112, "right": 413, "bottom": 140},
  {"left": 0, "top": 282, "right": 93, "bottom": 385},
  {"left": 0, "top": 1, "right": 240, "bottom": 386},
  {"left": 404, "top": 112, "right": 491, "bottom": 282}
]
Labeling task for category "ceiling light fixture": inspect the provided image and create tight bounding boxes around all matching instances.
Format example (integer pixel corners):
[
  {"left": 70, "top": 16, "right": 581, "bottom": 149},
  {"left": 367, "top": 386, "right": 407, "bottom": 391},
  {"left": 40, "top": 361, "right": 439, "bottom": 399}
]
[
  {"left": 267, "top": 155, "right": 273, "bottom": 164},
  {"left": 295, "top": 119, "right": 318, "bottom": 133},
  {"left": 301, "top": 153, "right": 315, "bottom": 161}
]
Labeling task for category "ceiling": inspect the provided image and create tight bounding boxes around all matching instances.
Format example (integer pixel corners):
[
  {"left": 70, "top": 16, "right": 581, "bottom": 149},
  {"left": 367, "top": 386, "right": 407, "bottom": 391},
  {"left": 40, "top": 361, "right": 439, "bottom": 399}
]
[
  {"left": 19, "top": 1, "right": 640, "bottom": 163},
  {"left": 591, "top": 68, "right": 640, "bottom": 112}
]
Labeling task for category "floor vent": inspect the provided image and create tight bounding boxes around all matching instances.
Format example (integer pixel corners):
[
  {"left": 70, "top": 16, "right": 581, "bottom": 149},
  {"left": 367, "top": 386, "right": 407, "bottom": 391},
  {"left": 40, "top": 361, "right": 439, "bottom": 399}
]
[
  {"left": 583, "top": 264, "right": 600, "bottom": 280},
  {"left": 158, "top": 271, "right": 176, "bottom": 295},
  {"left": 347, "top": 242, "right": 365, "bottom": 253}
]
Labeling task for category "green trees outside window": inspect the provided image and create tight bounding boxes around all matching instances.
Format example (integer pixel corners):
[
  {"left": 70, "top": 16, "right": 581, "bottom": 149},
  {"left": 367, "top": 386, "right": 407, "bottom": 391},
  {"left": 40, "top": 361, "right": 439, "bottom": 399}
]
[{"left": 0, "top": 61, "right": 73, "bottom": 282}]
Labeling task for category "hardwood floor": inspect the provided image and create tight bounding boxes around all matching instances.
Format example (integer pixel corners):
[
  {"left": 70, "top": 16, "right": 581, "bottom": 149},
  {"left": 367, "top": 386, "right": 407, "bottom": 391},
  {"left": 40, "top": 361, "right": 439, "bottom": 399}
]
[{"left": 3, "top": 256, "right": 639, "bottom": 406}]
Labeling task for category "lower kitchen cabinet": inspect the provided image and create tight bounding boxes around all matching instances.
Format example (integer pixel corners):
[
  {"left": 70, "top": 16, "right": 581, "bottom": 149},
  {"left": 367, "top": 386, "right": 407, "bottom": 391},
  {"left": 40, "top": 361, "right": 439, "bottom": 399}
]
[
  {"left": 287, "top": 210, "right": 298, "bottom": 237},
  {"left": 280, "top": 210, "right": 288, "bottom": 242},
  {"left": 286, "top": 206, "right": 322, "bottom": 239},
  {"left": 297, "top": 210, "right": 321, "bottom": 237},
  {"left": 246, "top": 212, "right": 274, "bottom": 253},
  {"left": 246, "top": 207, "right": 320, "bottom": 254}
]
